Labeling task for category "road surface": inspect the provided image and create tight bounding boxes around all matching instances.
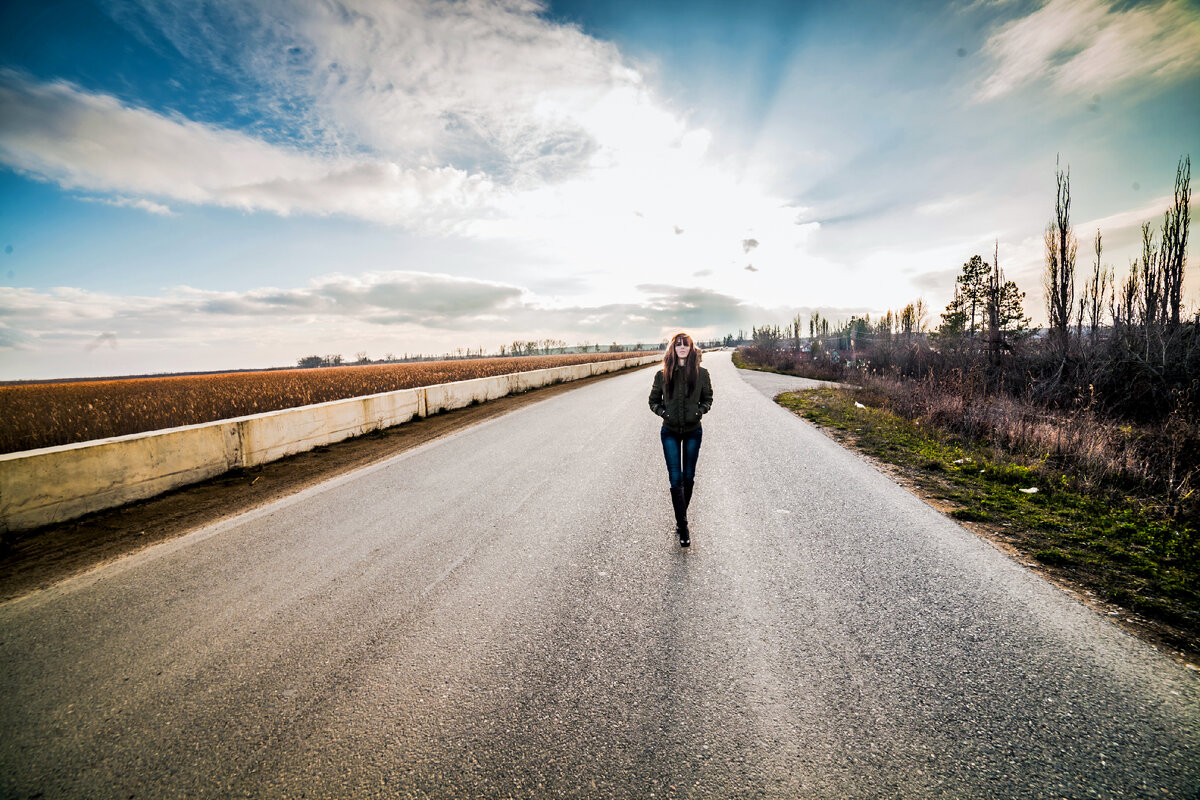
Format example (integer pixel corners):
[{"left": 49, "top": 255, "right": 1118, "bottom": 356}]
[{"left": 2, "top": 351, "right": 1197, "bottom": 798}]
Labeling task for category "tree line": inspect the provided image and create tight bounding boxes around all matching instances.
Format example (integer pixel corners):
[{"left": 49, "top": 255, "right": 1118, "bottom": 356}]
[
  {"left": 738, "top": 155, "right": 1195, "bottom": 524},
  {"left": 746, "top": 155, "right": 1194, "bottom": 424}
]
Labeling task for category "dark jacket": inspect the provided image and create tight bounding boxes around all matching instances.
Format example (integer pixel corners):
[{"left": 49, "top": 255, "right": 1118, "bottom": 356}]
[{"left": 649, "top": 366, "right": 713, "bottom": 433}]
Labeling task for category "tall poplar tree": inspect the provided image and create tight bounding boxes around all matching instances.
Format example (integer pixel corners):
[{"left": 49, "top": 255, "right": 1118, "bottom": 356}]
[{"left": 1044, "top": 160, "right": 1077, "bottom": 354}]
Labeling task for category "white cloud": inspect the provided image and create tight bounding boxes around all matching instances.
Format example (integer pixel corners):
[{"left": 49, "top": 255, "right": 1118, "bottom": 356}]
[
  {"left": 0, "top": 285, "right": 151, "bottom": 323},
  {"left": 977, "top": 0, "right": 1200, "bottom": 101},
  {"left": 84, "top": 331, "right": 119, "bottom": 351},
  {"left": 1077, "top": 195, "right": 1174, "bottom": 235},
  {"left": 83, "top": 195, "right": 176, "bottom": 216},
  {"left": 916, "top": 194, "right": 978, "bottom": 216},
  {"left": 0, "top": 272, "right": 807, "bottom": 378},
  {"left": 0, "top": 273, "right": 515, "bottom": 342},
  {"left": 0, "top": 1, "right": 818, "bottom": 306},
  {"left": 101, "top": 0, "right": 646, "bottom": 185},
  {"left": 0, "top": 325, "right": 35, "bottom": 349},
  {"left": 1, "top": 0, "right": 1015, "bottom": 378},
  {"left": 194, "top": 270, "right": 529, "bottom": 325},
  {"left": 292, "top": 0, "right": 636, "bottom": 179},
  {"left": 0, "top": 71, "right": 495, "bottom": 227}
]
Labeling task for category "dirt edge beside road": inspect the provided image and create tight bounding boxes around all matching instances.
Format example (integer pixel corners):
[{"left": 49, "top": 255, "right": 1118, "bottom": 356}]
[{"left": 0, "top": 365, "right": 656, "bottom": 603}]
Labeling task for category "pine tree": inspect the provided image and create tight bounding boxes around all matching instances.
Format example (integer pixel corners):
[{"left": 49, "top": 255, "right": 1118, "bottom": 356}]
[
  {"left": 956, "top": 254, "right": 991, "bottom": 337},
  {"left": 937, "top": 285, "right": 968, "bottom": 340}
]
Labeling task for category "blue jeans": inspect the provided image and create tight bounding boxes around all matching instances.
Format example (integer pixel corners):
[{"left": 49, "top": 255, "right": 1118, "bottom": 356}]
[{"left": 660, "top": 426, "right": 702, "bottom": 489}]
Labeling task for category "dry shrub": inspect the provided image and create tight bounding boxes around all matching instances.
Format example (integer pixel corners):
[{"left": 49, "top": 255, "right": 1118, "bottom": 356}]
[
  {"left": 0, "top": 353, "right": 637, "bottom": 454},
  {"left": 860, "top": 370, "right": 1197, "bottom": 515},
  {"left": 739, "top": 321, "right": 1200, "bottom": 519},
  {"left": 738, "top": 346, "right": 847, "bottom": 382}
]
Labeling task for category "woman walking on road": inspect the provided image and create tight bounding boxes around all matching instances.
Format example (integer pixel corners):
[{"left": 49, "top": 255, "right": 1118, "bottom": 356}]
[{"left": 649, "top": 332, "right": 713, "bottom": 547}]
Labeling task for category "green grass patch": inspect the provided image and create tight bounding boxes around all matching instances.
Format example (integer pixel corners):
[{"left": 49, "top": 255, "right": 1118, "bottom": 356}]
[
  {"left": 1034, "top": 549, "right": 1073, "bottom": 566},
  {"left": 775, "top": 386, "right": 1199, "bottom": 650}
]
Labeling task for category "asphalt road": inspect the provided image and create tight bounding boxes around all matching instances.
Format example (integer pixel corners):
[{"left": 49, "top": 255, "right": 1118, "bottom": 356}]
[{"left": 2, "top": 351, "right": 1197, "bottom": 799}]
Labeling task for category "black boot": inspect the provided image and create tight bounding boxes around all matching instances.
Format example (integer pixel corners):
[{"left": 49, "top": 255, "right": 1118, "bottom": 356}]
[
  {"left": 670, "top": 487, "right": 690, "bottom": 547},
  {"left": 683, "top": 481, "right": 694, "bottom": 511}
]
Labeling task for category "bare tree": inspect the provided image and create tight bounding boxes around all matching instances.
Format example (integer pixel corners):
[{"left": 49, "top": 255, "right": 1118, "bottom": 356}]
[
  {"left": 1083, "top": 229, "right": 1111, "bottom": 341},
  {"left": 899, "top": 304, "right": 916, "bottom": 339},
  {"left": 1113, "top": 262, "right": 1140, "bottom": 333},
  {"left": 1139, "top": 222, "right": 1162, "bottom": 328},
  {"left": 1160, "top": 155, "right": 1191, "bottom": 329},
  {"left": 752, "top": 324, "right": 782, "bottom": 353},
  {"left": 913, "top": 298, "right": 928, "bottom": 333},
  {"left": 1044, "top": 159, "right": 1077, "bottom": 354},
  {"left": 899, "top": 301, "right": 929, "bottom": 338},
  {"left": 986, "top": 242, "right": 1003, "bottom": 363},
  {"left": 790, "top": 314, "right": 804, "bottom": 352}
]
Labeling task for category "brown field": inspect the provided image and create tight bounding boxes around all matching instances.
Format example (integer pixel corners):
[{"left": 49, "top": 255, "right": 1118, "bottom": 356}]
[{"left": 0, "top": 353, "right": 643, "bottom": 454}]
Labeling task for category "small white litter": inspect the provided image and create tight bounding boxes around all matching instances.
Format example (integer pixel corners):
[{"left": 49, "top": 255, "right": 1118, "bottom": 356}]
[
  {"left": 854, "top": 401, "right": 866, "bottom": 408},
  {"left": 1019, "top": 487, "right": 1039, "bottom": 494}
]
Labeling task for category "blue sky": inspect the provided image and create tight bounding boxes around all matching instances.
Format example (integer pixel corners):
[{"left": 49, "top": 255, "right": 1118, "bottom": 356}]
[{"left": 1, "top": 0, "right": 1197, "bottom": 379}]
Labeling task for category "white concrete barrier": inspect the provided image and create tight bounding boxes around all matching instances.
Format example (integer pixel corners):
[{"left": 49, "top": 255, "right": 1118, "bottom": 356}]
[
  {"left": 236, "top": 388, "right": 424, "bottom": 467},
  {"left": 0, "top": 355, "right": 660, "bottom": 533},
  {"left": 0, "top": 422, "right": 240, "bottom": 534}
]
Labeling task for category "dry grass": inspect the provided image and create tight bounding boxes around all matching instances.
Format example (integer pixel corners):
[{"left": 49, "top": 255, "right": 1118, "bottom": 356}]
[
  {"left": 860, "top": 371, "right": 1198, "bottom": 514},
  {"left": 0, "top": 353, "right": 637, "bottom": 454},
  {"left": 736, "top": 348, "right": 1198, "bottom": 516}
]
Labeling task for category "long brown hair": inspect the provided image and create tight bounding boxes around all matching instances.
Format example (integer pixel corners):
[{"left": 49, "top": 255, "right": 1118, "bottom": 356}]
[{"left": 663, "top": 331, "right": 701, "bottom": 396}]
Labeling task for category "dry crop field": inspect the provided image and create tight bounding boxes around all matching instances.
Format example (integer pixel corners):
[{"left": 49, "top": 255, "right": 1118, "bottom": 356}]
[{"left": 0, "top": 353, "right": 639, "bottom": 454}]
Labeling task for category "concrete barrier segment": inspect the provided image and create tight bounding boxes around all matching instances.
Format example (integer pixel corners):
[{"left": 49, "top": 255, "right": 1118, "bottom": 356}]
[
  {"left": 236, "top": 389, "right": 423, "bottom": 468},
  {"left": 0, "top": 354, "right": 661, "bottom": 533},
  {"left": 0, "top": 421, "right": 240, "bottom": 532}
]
